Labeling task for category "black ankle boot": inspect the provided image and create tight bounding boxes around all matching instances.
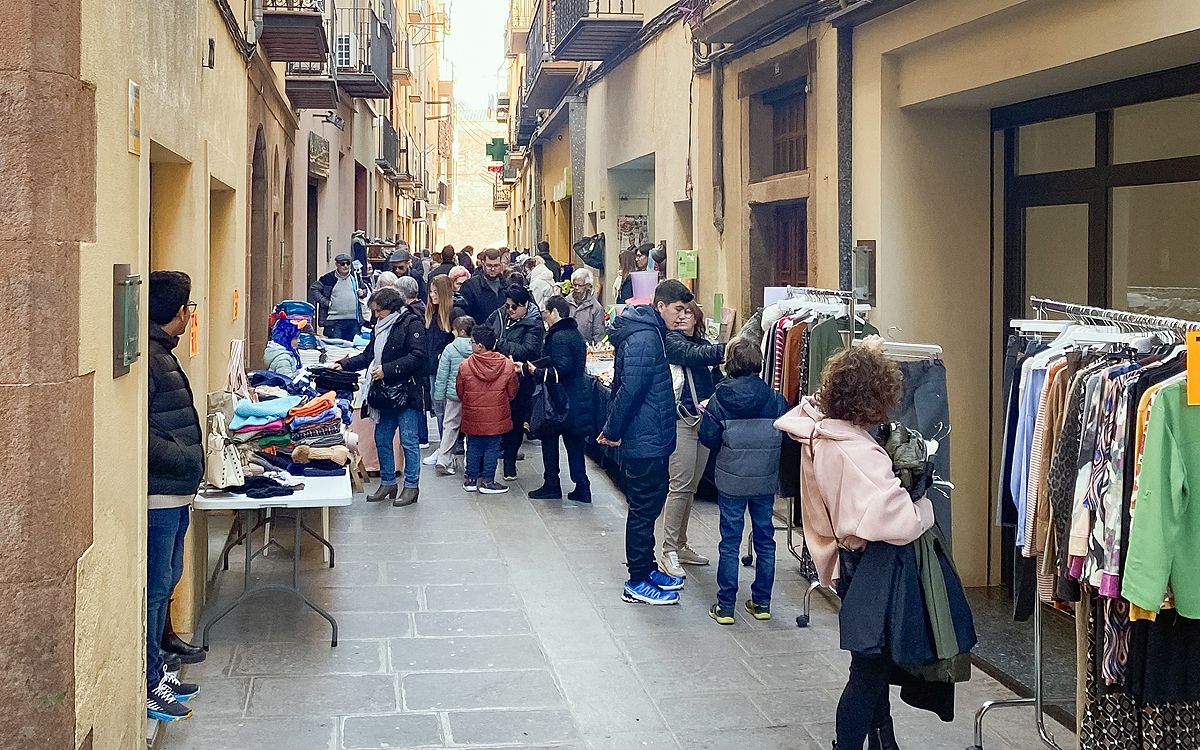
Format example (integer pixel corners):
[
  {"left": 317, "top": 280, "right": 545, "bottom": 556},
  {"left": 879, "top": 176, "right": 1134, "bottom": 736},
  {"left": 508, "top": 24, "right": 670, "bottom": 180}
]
[
  {"left": 867, "top": 719, "right": 900, "bottom": 750},
  {"left": 161, "top": 609, "right": 206, "bottom": 664}
]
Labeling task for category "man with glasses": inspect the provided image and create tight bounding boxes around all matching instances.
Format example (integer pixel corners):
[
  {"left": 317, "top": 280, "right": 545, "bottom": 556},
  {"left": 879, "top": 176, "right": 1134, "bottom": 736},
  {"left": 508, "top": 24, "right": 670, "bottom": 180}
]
[
  {"left": 460, "top": 247, "right": 508, "bottom": 325},
  {"left": 387, "top": 245, "right": 429, "bottom": 303},
  {"left": 309, "top": 252, "right": 366, "bottom": 342},
  {"left": 145, "top": 271, "right": 204, "bottom": 721},
  {"left": 567, "top": 268, "right": 606, "bottom": 345}
]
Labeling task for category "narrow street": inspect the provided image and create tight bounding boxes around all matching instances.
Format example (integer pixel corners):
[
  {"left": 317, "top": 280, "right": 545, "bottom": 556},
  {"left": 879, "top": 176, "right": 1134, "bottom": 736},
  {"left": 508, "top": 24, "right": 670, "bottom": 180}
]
[{"left": 164, "top": 441, "right": 1072, "bottom": 750}]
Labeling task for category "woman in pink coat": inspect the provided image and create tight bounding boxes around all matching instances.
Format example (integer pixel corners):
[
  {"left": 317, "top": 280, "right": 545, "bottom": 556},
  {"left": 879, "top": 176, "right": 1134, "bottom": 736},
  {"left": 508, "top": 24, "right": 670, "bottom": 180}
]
[{"left": 776, "top": 343, "right": 935, "bottom": 750}]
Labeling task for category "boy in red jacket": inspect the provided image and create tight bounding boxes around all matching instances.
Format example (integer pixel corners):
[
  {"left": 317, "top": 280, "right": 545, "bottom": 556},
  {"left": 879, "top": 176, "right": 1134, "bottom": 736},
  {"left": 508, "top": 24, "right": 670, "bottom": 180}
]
[{"left": 456, "top": 324, "right": 520, "bottom": 494}]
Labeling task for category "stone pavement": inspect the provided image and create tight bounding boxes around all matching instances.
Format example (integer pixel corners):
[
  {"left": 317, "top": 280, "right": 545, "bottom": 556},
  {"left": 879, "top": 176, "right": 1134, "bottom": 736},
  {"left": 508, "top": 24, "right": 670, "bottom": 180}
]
[{"left": 163, "top": 440, "right": 1077, "bottom": 750}]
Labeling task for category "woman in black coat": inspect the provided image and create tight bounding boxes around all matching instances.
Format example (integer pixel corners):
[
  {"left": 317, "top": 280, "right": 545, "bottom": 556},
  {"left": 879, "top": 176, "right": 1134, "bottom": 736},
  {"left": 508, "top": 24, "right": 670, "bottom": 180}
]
[{"left": 525, "top": 296, "right": 592, "bottom": 503}]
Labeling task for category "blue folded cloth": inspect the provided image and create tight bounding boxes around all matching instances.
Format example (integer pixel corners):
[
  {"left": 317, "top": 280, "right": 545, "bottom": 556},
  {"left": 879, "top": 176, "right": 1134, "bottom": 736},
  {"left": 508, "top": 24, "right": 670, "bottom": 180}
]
[
  {"left": 229, "top": 394, "right": 305, "bottom": 430},
  {"left": 290, "top": 407, "right": 342, "bottom": 430},
  {"left": 286, "top": 463, "right": 347, "bottom": 477}
]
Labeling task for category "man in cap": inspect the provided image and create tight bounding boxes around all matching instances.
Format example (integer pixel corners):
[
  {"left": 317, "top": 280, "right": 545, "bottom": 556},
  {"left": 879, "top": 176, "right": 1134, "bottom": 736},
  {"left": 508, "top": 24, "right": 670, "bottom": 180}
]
[
  {"left": 309, "top": 253, "right": 366, "bottom": 341},
  {"left": 388, "top": 245, "right": 428, "bottom": 303}
]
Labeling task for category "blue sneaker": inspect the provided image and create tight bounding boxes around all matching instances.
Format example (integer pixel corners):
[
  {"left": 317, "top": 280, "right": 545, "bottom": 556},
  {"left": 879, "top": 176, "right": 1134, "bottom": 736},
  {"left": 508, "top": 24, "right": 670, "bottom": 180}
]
[
  {"left": 648, "top": 569, "right": 685, "bottom": 592},
  {"left": 622, "top": 579, "right": 679, "bottom": 605},
  {"left": 162, "top": 666, "right": 200, "bottom": 701}
]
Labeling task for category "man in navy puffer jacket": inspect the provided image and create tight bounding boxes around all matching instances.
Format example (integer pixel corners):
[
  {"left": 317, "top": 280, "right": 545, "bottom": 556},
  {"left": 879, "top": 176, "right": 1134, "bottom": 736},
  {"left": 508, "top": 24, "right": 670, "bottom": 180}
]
[{"left": 600, "top": 280, "right": 694, "bottom": 605}]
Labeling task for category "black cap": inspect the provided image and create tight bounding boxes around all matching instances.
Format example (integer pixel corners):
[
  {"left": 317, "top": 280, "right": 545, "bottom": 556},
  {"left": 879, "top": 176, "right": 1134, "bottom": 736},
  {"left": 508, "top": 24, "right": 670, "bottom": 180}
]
[
  {"left": 388, "top": 249, "right": 413, "bottom": 264},
  {"left": 335, "top": 253, "right": 353, "bottom": 263}
]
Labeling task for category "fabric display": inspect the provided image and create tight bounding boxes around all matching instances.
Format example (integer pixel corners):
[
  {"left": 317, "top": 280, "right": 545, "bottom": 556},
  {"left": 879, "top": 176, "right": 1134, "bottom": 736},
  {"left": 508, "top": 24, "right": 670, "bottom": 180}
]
[
  {"left": 308, "top": 366, "right": 361, "bottom": 401},
  {"left": 291, "top": 444, "right": 350, "bottom": 466},
  {"left": 224, "top": 474, "right": 300, "bottom": 499},
  {"left": 249, "top": 370, "right": 316, "bottom": 398},
  {"left": 229, "top": 395, "right": 304, "bottom": 430},
  {"left": 998, "top": 322, "right": 1200, "bottom": 746}
]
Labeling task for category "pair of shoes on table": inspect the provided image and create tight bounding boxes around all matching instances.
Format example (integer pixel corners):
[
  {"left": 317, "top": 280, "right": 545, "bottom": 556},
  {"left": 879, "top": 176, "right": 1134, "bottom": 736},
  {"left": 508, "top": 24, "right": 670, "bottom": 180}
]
[
  {"left": 622, "top": 570, "right": 685, "bottom": 605},
  {"left": 367, "top": 483, "right": 398, "bottom": 502},
  {"left": 528, "top": 484, "right": 562, "bottom": 500},
  {"left": 394, "top": 487, "right": 419, "bottom": 507},
  {"left": 676, "top": 545, "right": 709, "bottom": 566}
]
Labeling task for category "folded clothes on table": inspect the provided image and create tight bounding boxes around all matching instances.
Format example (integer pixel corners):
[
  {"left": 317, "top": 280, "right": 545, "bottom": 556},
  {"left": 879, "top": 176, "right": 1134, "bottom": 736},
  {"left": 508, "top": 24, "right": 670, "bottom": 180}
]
[
  {"left": 230, "top": 395, "right": 304, "bottom": 430},
  {"left": 254, "top": 385, "right": 291, "bottom": 400},
  {"left": 253, "top": 435, "right": 293, "bottom": 448},
  {"left": 234, "top": 418, "right": 285, "bottom": 434},
  {"left": 286, "top": 463, "right": 347, "bottom": 477},
  {"left": 249, "top": 371, "right": 317, "bottom": 398},
  {"left": 290, "top": 408, "right": 343, "bottom": 431},
  {"left": 289, "top": 391, "right": 337, "bottom": 419},
  {"left": 296, "top": 434, "right": 345, "bottom": 449},
  {"left": 291, "top": 444, "right": 350, "bottom": 465},
  {"left": 252, "top": 450, "right": 293, "bottom": 471},
  {"left": 226, "top": 475, "right": 296, "bottom": 497}
]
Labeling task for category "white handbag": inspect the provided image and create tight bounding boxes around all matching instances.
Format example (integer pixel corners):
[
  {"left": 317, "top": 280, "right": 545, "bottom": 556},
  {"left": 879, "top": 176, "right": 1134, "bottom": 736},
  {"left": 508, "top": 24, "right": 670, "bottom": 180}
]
[{"left": 205, "top": 412, "right": 245, "bottom": 489}]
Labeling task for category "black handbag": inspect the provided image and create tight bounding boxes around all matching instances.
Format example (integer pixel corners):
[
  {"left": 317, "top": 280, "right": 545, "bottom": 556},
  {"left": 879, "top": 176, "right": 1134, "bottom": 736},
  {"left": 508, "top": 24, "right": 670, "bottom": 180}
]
[
  {"left": 367, "top": 376, "right": 420, "bottom": 411},
  {"left": 529, "top": 369, "right": 568, "bottom": 439}
]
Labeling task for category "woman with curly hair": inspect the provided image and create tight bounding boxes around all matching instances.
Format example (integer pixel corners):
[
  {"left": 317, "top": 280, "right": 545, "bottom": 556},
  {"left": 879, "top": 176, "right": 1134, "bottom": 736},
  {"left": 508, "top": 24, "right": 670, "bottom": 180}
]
[{"left": 776, "top": 339, "right": 935, "bottom": 750}]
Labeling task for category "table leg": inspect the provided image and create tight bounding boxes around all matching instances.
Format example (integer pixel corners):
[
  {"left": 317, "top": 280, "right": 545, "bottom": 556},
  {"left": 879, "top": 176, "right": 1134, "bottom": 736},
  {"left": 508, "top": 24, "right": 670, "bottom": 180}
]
[
  {"left": 300, "top": 516, "right": 336, "bottom": 568},
  {"left": 203, "top": 508, "right": 340, "bottom": 650},
  {"left": 321, "top": 507, "right": 330, "bottom": 564}
]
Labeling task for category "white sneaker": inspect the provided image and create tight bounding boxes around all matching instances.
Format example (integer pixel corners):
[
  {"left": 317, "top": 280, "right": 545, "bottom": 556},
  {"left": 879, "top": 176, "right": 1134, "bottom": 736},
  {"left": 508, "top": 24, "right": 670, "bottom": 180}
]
[
  {"left": 422, "top": 455, "right": 438, "bottom": 466},
  {"left": 677, "top": 545, "right": 710, "bottom": 566},
  {"left": 420, "top": 442, "right": 431, "bottom": 449},
  {"left": 659, "top": 550, "right": 686, "bottom": 579}
]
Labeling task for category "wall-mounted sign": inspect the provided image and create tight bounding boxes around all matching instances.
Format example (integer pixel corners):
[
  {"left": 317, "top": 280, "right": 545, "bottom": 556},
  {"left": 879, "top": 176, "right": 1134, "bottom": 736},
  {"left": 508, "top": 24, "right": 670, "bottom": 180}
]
[
  {"left": 486, "top": 138, "right": 507, "bottom": 162},
  {"left": 309, "top": 132, "right": 331, "bottom": 178},
  {"left": 677, "top": 249, "right": 697, "bottom": 280},
  {"left": 190, "top": 312, "right": 200, "bottom": 358},
  {"left": 113, "top": 265, "right": 141, "bottom": 377},
  {"left": 128, "top": 81, "right": 141, "bottom": 155}
]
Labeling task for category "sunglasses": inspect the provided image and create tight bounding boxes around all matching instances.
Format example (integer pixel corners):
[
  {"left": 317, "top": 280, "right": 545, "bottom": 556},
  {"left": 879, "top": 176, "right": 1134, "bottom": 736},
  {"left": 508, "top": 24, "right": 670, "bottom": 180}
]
[
  {"left": 505, "top": 302, "right": 522, "bottom": 310},
  {"left": 336, "top": 260, "right": 351, "bottom": 266}
]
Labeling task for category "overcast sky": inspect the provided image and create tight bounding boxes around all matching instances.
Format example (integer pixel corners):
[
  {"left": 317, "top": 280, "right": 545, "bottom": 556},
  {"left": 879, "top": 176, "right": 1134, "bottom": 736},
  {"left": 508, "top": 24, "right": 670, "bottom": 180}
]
[{"left": 445, "top": 0, "right": 507, "bottom": 108}]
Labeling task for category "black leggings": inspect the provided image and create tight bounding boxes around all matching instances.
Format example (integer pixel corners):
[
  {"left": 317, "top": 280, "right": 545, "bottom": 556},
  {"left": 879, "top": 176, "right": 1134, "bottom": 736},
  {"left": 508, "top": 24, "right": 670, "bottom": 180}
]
[{"left": 836, "top": 653, "right": 893, "bottom": 748}]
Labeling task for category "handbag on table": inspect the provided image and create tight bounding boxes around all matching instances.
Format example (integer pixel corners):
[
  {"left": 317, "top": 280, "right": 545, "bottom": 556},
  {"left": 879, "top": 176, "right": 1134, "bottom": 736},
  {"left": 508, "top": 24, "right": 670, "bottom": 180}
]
[{"left": 205, "top": 412, "right": 246, "bottom": 489}]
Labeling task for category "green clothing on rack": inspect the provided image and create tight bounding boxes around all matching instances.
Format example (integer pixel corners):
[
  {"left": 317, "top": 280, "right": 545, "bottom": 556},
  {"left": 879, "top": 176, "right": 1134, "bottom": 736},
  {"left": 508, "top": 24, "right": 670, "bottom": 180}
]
[{"left": 806, "top": 316, "right": 879, "bottom": 393}]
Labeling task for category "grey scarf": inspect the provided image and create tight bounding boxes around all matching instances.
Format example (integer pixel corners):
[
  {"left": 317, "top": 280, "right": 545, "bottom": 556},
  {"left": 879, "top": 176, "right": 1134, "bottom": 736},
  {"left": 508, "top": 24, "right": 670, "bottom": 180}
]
[{"left": 373, "top": 310, "right": 401, "bottom": 373}]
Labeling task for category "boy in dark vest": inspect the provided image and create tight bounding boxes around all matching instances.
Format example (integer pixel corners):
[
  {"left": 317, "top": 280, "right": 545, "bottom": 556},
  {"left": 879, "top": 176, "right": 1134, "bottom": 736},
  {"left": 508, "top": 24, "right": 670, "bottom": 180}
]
[{"left": 699, "top": 336, "right": 788, "bottom": 624}]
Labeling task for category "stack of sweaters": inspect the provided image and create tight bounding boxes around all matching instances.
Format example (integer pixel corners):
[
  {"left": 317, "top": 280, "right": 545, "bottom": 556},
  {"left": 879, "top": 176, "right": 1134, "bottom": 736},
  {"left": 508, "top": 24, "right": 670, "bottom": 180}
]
[
  {"left": 287, "top": 392, "right": 352, "bottom": 448},
  {"left": 230, "top": 395, "right": 304, "bottom": 450}
]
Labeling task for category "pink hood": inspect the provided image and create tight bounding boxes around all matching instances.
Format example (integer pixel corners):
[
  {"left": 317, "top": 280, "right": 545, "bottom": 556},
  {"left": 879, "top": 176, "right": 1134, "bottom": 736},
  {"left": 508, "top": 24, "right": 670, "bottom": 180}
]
[{"left": 775, "top": 397, "right": 935, "bottom": 588}]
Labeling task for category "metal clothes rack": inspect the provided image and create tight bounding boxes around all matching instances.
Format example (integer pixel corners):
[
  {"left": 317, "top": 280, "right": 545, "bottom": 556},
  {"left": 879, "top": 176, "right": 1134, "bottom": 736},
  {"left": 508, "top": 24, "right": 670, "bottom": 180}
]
[{"left": 971, "top": 296, "right": 1200, "bottom": 750}]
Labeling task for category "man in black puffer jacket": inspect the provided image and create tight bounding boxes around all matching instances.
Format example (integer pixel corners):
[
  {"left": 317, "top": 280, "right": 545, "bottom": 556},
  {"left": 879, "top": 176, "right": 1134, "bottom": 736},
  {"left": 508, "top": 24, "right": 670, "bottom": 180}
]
[
  {"left": 486, "top": 284, "right": 545, "bottom": 480},
  {"left": 599, "top": 280, "right": 693, "bottom": 606},
  {"left": 146, "top": 271, "right": 205, "bottom": 722}
]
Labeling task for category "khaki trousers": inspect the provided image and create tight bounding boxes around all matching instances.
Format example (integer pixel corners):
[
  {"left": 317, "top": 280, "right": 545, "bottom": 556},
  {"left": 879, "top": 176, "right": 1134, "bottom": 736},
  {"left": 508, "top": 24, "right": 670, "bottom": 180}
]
[{"left": 660, "top": 418, "right": 709, "bottom": 554}]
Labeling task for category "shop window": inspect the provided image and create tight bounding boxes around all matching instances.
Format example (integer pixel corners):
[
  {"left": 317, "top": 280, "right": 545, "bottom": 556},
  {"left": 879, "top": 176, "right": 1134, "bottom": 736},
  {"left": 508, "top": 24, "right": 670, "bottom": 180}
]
[
  {"left": 1111, "top": 180, "right": 1200, "bottom": 318},
  {"left": 749, "top": 81, "right": 808, "bottom": 182},
  {"left": 1113, "top": 94, "right": 1200, "bottom": 164},
  {"left": 1017, "top": 114, "right": 1095, "bottom": 174}
]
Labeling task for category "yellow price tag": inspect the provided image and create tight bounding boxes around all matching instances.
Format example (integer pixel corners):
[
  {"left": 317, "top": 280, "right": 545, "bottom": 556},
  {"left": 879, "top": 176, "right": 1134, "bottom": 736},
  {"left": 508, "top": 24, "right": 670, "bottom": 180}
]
[{"left": 1188, "top": 330, "right": 1200, "bottom": 406}]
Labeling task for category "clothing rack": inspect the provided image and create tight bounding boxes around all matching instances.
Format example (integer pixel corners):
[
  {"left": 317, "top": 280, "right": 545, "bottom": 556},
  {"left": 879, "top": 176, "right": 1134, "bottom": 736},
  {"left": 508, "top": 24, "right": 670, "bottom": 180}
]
[
  {"left": 778, "top": 285, "right": 861, "bottom": 347},
  {"left": 972, "top": 296, "right": 1200, "bottom": 750}
]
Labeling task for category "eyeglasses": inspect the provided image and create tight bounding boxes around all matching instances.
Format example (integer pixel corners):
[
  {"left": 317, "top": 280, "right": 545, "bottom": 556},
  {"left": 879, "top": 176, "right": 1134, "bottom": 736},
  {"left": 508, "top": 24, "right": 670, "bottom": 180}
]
[
  {"left": 336, "top": 260, "right": 351, "bottom": 266},
  {"left": 505, "top": 302, "right": 521, "bottom": 310}
]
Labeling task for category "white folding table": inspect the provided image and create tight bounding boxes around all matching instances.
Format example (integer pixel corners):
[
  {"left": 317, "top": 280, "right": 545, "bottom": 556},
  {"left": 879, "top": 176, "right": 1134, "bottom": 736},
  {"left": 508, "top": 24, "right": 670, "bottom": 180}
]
[{"left": 195, "top": 474, "right": 352, "bottom": 648}]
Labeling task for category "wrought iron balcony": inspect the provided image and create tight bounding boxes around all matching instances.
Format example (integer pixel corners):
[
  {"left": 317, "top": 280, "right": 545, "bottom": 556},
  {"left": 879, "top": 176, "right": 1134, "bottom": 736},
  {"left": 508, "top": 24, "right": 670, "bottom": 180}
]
[
  {"left": 506, "top": 0, "right": 533, "bottom": 58},
  {"left": 521, "top": 1, "right": 578, "bottom": 130},
  {"left": 496, "top": 95, "right": 511, "bottom": 123},
  {"left": 394, "top": 36, "right": 413, "bottom": 85},
  {"left": 284, "top": 1, "right": 339, "bottom": 108},
  {"left": 376, "top": 117, "right": 400, "bottom": 176},
  {"left": 493, "top": 179, "right": 512, "bottom": 211},
  {"left": 334, "top": 3, "right": 393, "bottom": 99},
  {"left": 553, "top": 0, "right": 643, "bottom": 61},
  {"left": 260, "top": 0, "right": 330, "bottom": 62}
]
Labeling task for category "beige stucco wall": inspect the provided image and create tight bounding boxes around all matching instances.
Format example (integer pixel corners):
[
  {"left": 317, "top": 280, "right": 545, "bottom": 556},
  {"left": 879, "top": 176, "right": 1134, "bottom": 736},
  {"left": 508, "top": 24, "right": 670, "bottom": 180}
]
[
  {"left": 583, "top": 23, "right": 693, "bottom": 299},
  {"left": 848, "top": 0, "right": 1200, "bottom": 586},
  {"left": 446, "top": 112, "right": 508, "bottom": 250},
  {"left": 76, "top": 0, "right": 260, "bottom": 743}
]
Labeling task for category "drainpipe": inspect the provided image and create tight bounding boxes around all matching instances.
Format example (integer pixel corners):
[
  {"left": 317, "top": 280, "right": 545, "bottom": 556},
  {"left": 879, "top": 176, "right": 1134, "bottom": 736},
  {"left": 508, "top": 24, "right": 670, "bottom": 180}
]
[
  {"left": 251, "top": 0, "right": 263, "bottom": 44},
  {"left": 711, "top": 61, "right": 725, "bottom": 236},
  {"left": 836, "top": 25, "right": 852, "bottom": 290}
]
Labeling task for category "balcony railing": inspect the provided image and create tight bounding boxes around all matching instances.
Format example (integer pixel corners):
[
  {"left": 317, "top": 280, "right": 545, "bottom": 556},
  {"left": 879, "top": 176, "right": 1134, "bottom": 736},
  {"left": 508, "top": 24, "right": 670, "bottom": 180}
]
[
  {"left": 260, "top": 0, "right": 331, "bottom": 62},
  {"left": 506, "top": 0, "right": 533, "bottom": 57},
  {"left": 284, "top": 0, "right": 340, "bottom": 109},
  {"left": 493, "top": 179, "right": 512, "bottom": 211},
  {"left": 394, "top": 35, "right": 413, "bottom": 84},
  {"left": 523, "top": 0, "right": 552, "bottom": 100},
  {"left": 553, "top": 0, "right": 643, "bottom": 61},
  {"left": 334, "top": 4, "right": 393, "bottom": 99},
  {"left": 376, "top": 117, "right": 399, "bottom": 175}
]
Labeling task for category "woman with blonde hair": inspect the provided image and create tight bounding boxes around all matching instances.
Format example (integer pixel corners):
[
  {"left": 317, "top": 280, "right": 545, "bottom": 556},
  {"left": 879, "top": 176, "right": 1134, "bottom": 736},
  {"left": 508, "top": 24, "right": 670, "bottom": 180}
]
[
  {"left": 423, "top": 274, "right": 465, "bottom": 442},
  {"left": 614, "top": 249, "right": 639, "bottom": 304}
]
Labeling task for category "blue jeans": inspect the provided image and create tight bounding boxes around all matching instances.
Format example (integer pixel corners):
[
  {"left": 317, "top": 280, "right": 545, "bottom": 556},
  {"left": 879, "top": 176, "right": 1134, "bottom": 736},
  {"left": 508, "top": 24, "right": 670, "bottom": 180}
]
[
  {"left": 716, "top": 492, "right": 776, "bottom": 610},
  {"left": 375, "top": 407, "right": 421, "bottom": 487},
  {"left": 465, "top": 434, "right": 502, "bottom": 482},
  {"left": 323, "top": 318, "right": 360, "bottom": 342},
  {"left": 147, "top": 505, "right": 190, "bottom": 691}
]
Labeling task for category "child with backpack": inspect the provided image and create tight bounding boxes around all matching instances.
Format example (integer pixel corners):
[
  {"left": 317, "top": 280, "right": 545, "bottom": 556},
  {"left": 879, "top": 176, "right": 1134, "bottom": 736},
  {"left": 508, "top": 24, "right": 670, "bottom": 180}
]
[
  {"left": 698, "top": 336, "right": 788, "bottom": 624},
  {"left": 456, "top": 324, "right": 519, "bottom": 494}
]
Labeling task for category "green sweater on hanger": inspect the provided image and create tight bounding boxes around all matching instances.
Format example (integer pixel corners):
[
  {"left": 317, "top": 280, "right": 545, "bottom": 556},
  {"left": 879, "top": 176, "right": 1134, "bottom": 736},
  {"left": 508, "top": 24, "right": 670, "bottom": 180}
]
[
  {"left": 806, "top": 316, "right": 879, "bottom": 393},
  {"left": 1121, "top": 379, "right": 1200, "bottom": 618}
]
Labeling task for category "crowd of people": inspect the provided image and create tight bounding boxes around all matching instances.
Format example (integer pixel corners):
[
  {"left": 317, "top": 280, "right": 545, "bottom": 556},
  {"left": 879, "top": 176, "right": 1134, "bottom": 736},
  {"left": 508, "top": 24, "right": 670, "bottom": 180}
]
[{"left": 129, "top": 238, "right": 963, "bottom": 747}]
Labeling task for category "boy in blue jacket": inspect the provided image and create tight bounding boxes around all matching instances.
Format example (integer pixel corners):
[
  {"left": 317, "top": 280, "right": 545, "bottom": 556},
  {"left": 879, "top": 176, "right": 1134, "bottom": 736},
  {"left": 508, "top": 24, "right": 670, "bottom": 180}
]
[
  {"left": 699, "top": 336, "right": 788, "bottom": 624},
  {"left": 599, "top": 280, "right": 693, "bottom": 605}
]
